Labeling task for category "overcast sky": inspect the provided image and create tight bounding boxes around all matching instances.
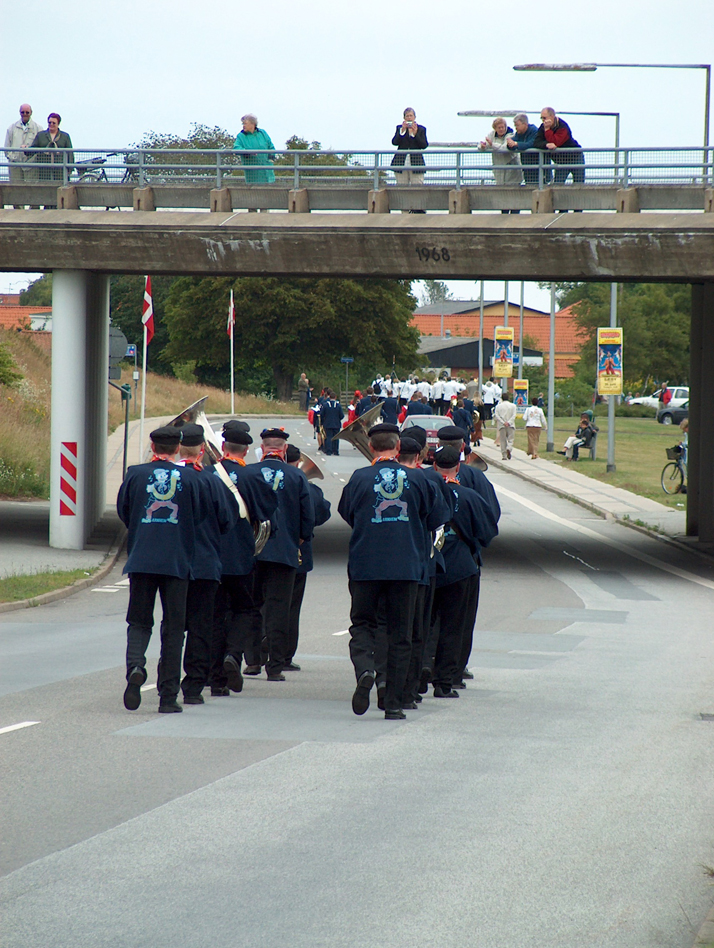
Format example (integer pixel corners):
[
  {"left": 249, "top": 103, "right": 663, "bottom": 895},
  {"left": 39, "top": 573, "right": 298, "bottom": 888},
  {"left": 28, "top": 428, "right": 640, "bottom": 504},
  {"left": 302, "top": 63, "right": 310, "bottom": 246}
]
[{"left": 2, "top": 0, "right": 711, "bottom": 309}]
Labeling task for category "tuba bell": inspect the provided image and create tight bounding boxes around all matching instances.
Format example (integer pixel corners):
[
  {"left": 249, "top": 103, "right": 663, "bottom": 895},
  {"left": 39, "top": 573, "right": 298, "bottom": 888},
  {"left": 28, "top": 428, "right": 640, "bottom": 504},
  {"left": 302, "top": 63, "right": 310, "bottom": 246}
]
[
  {"left": 296, "top": 451, "right": 324, "bottom": 481},
  {"left": 333, "top": 402, "right": 384, "bottom": 461},
  {"left": 169, "top": 397, "right": 272, "bottom": 554}
]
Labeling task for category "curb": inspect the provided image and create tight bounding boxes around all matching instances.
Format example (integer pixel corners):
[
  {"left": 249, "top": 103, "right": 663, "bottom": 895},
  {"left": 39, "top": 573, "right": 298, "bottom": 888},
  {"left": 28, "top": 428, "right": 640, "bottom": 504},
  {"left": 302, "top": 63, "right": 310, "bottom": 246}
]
[{"left": 0, "top": 527, "right": 127, "bottom": 615}]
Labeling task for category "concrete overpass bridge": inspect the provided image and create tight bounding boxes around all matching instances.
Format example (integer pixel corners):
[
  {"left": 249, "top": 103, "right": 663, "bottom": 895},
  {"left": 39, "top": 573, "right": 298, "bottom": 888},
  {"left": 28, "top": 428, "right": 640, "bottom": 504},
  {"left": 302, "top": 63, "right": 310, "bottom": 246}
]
[{"left": 1, "top": 203, "right": 713, "bottom": 549}]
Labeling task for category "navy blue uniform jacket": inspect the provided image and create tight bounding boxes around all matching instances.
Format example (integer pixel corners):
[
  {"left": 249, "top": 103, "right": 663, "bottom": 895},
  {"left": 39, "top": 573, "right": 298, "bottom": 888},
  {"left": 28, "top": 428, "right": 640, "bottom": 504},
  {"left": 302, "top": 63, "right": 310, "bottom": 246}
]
[
  {"left": 117, "top": 460, "right": 210, "bottom": 579},
  {"left": 452, "top": 407, "right": 474, "bottom": 432},
  {"left": 356, "top": 396, "right": 374, "bottom": 417},
  {"left": 298, "top": 482, "right": 332, "bottom": 574},
  {"left": 215, "top": 460, "right": 279, "bottom": 577},
  {"left": 436, "top": 479, "right": 499, "bottom": 587},
  {"left": 380, "top": 397, "right": 399, "bottom": 425},
  {"left": 189, "top": 465, "right": 239, "bottom": 581},
  {"left": 406, "top": 401, "right": 433, "bottom": 416},
  {"left": 321, "top": 398, "right": 344, "bottom": 429},
  {"left": 255, "top": 459, "right": 315, "bottom": 569},
  {"left": 338, "top": 460, "right": 446, "bottom": 583},
  {"left": 407, "top": 466, "right": 452, "bottom": 581},
  {"left": 424, "top": 464, "right": 500, "bottom": 549}
]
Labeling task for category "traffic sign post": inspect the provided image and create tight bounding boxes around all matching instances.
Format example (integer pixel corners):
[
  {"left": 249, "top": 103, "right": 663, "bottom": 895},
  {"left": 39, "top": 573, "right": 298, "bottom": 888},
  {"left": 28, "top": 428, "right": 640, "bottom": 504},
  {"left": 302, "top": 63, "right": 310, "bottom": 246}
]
[{"left": 341, "top": 357, "right": 354, "bottom": 400}]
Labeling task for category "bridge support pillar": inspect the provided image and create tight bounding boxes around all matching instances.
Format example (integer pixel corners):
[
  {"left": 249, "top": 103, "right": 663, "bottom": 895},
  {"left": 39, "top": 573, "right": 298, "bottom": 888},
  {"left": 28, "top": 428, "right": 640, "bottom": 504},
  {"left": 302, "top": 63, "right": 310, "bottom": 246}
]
[
  {"left": 50, "top": 271, "right": 110, "bottom": 550},
  {"left": 449, "top": 189, "right": 470, "bottom": 214},
  {"left": 705, "top": 189, "right": 714, "bottom": 213},
  {"left": 368, "top": 190, "right": 390, "bottom": 213},
  {"left": 288, "top": 189, "right": 310, "bottom": 213},
  {"left": 57, "top": 186, "right": 79, "bottom": 210},
  {"left": 210, "top": 188, "right": 232, "bottom": 212},
  {"left": 616, "top": 188, "right": 640, "bottom": 213},
  {"left": 133, "top": 188, "right": 155, "bottom": 212},
  {"left": 532, "top": 189, "right": 554, "bottom": 214},
  {"left": 687, "top": 282, "right": 714, "bottom": 540}
]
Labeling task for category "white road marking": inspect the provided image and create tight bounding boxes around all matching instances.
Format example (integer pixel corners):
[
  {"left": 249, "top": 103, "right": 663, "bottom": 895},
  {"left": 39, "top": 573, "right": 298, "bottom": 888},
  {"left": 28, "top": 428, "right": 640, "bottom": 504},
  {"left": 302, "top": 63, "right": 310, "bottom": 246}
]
[
  {"left": 116, "top": 578, "right": 130, "bottom": 586},
  {"left": 91, "top": 588, "right": 120, "bottom": 593},
  {"left": 0, "top": 721, "right": 40, "bottom": 736},
  {"left": 140, "top": 683, "right": 157, "bottom": 692},
  {"left": 332, "top": 630, "right": 350, "bottom": 636},
  {"left": 496, "top": 482, "right": 714, "bottom": 591}
]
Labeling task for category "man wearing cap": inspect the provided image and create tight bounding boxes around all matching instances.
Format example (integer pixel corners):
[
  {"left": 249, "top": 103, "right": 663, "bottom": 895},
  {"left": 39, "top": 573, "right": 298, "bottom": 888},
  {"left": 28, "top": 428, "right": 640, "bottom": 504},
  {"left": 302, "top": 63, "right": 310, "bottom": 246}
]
[
  {"left": 285, "top": 445, "right": 331, "bottom": 669},
  {"left": 172, "top": 424, "right": 239, "bottom": 704},
  {"left": 252, "top": 428, "right": 315, "bottom": 680},
  {"left": 338, "top": 424, "right": 447, "bottom": 720},
  {"left": 117, "top": 425, "right": 210, "bottom": 713},
  {"left": 320, "top": 390, "right": 344, "bottom": 456},
  {"left": 429, "top": 446, "right": 498, "bottom": 696},
  {"left": 211, "top": 422, "right": 279, "bottom": 689}
]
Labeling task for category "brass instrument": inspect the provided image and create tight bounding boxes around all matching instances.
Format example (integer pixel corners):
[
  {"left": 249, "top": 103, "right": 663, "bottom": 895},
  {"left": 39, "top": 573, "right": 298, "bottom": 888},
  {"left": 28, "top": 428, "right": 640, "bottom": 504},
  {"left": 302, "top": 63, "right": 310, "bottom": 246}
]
[
  {"left": 333, "top": 402, "right": 384, "bottom": 461},
  {"left": 169, "top": 397, "right": 272, "bottom": 554},
  {"left": 465, "top": 450, "right": 488, "bottom": 473},
  {"left": 296, "top": 451, "right": 324, "bottom": 481}
]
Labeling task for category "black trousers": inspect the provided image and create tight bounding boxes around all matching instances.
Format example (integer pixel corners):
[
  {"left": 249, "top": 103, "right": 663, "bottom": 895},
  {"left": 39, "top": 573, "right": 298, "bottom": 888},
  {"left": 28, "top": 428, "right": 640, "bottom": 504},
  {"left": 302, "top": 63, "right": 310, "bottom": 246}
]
[
  {"left": 181, "top": 579, "right": 219, "bottom": 697},
  {"left": 211, "top": 572, "right": 261, "bottom": 685},
  {"left": 432, "top": 578, "right": 471, "bottom": 690},
  {"left": 126, "top": 573, "right": 188, "bottom": 700},
  {"left": 323, "top": 427, "right": 340, "bottom": 455},
  {"left": 254, "top": 561, "right": 296, "bottom": 675},
  {"left": 349, "top": 579, "right": 417, "bottom": 712},
  {"left": 459, "top": 572, "right": 481, "bottom": 677},
  {"left": 287, "top": 571, "right": 307, "bottom": 662},
  {"left": 404, "top": 578, "right": 435, "bottom": 701}
]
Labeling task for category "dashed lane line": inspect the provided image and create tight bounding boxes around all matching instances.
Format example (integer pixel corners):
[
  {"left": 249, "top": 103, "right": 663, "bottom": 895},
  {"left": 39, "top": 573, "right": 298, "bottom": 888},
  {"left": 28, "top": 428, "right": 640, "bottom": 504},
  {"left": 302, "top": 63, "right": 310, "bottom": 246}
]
[
  {"left": 332, "top": 630, "right": 350, "bottom": 636},
  {"left": 0, "top": 721, "right": 40, "bottom": 736}
]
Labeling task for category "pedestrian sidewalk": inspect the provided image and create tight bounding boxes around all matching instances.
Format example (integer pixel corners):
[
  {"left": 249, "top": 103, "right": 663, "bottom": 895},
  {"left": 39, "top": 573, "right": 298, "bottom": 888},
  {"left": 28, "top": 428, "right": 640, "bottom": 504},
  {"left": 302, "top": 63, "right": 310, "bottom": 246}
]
[{"left": 475, "top": 432, "right": 689, "bottom": 544}]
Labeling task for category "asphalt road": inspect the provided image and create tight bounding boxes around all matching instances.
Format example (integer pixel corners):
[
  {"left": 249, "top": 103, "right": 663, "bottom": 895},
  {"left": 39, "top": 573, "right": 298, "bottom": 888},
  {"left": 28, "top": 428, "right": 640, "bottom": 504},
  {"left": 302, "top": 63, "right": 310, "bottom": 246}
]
[{"left": 2, "top": 416, "right": 714, "bottom": 948}]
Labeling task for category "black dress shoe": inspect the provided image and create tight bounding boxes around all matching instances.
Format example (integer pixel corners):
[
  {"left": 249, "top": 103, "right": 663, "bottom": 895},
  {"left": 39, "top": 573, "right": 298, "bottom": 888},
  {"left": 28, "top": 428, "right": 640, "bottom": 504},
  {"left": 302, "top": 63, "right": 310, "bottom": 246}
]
[
  {"left": 284, "top": 661, "right": 301, "bottom": 671},
  {"left": 376, "top": 682, "right": 386, "bottom": 711},
  {"left": 267, "top": 673, "right": 285, "bottom": 681},
  {"left": 123, "top": 666, "right": 146, "bottom": 711},
  {"left": 243, "top": 665, "right": 261, "bottom": 676},
  {"left": 210, "top": 685, "right": 230, "bottom": 697},
  {"left": 183, "top": 694, "right": 205, "bottom": 705},
  {"left": 158, "top": 699, "right": 183, "bottom": 713},
  {"left": 352, "top": 670, "right": 375, "bottom": 715},
  {"left": 433, "top": 686, "right": 459, "bottom": 698},
  {"left": 462, "top": 670, "right": 474, "bottom": 680},
  {"left": 385, "top": 709, "right": 406, "bottom": 720},
  {"left": 402, "top": 701, "right": 418, "bottom": 710},
  {"left": 223, "top": 654, "right": 244, "bottom": 693},
  {"left": 453, "top": 681, "right": 467, "bottom": 689},
  {"left": 414, "top": 694, "right": 423, "bottom": 703}
]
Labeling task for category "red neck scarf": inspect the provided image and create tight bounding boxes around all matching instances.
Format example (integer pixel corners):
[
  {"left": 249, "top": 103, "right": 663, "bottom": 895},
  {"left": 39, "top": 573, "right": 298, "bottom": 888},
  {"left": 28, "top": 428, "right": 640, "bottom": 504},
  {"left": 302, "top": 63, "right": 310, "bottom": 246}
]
[
  {"left": 223, "top": 453, "right": 246, "bottom": 466},
  {"left": 371, "top": 455, "right": 398, "bottom": 465}
]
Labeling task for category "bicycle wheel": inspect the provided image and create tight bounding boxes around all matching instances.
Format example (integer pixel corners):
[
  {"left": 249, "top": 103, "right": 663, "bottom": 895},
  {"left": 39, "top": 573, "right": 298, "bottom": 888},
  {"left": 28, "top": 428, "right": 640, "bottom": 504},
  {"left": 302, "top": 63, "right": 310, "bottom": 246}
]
[{"left": 661, "top": 461, "right": 684, "bottom": 494}]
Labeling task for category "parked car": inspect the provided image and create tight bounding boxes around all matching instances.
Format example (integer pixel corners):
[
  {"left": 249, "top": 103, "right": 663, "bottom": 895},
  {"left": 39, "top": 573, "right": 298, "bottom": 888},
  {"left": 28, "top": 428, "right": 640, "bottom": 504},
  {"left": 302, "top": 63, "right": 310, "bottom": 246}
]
[
  {"left": 631, "top": 387, "right": 689, "bottom": 410},
  {"left": 401, "top": 415, "right": 464, "bottom": 462},
  {"left": 657, "top": 401, "right": 688, "bottom": 425}
]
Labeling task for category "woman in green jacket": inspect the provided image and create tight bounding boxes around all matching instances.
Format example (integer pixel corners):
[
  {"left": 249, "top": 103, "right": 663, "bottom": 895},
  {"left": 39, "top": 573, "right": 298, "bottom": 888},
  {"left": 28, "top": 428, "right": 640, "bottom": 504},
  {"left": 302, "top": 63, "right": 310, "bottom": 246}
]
[{"left": 233, "top": 114, "right": 276, "bottom": 184}]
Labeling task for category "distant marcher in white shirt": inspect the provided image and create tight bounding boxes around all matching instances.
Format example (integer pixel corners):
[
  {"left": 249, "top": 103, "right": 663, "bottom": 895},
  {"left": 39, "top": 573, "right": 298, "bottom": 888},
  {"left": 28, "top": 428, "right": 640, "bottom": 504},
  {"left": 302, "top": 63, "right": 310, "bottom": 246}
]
[
  {"left": 4, "top": 104, "right": 40, "bottom": 208},
  {"left": 522, "top": 397, "right": 547, "bottom": 459},
  {"left": 481, "top": 380, "right": 495, "bottom": 422},
  {"left": 494, "top": 392, "right": 517, "bottom": 459}
]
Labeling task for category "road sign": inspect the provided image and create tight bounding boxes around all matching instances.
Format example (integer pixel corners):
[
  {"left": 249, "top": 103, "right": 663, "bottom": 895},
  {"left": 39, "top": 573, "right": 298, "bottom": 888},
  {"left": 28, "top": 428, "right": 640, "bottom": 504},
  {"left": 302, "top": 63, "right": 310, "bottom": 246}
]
[
  {"left": 340, "top": 356, "right": 354, "bottom": 363},
  {"left": 126, "top": 344, "right": 137, "bottom": 358},
  {"left": 109, "top": 327, "right": 128, "bottom": 366}
]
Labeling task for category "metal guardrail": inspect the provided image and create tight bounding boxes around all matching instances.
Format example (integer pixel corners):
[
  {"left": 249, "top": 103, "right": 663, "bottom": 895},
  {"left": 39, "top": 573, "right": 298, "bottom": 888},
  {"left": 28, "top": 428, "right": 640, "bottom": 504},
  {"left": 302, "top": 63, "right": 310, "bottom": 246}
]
[{"left": 1, "top": 145, "right": 712, "bottom": 189}]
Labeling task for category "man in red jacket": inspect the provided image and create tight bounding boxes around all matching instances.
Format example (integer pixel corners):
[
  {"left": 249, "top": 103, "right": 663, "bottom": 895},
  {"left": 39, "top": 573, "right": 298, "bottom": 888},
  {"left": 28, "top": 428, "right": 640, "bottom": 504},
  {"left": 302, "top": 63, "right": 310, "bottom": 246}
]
[{"left": 534, "top": 107, "right": 585, "bottom": 187}]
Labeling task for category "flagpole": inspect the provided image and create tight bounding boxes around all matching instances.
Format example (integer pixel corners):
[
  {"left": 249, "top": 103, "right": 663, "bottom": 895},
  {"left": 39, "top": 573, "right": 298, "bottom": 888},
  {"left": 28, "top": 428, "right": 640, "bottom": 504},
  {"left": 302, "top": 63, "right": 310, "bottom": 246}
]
[
  {"left": 228, "top": 289, "right": 235, "bottom": 415},
  {"left": 139, "top": 323, "right": 148, "bottom": 462}
]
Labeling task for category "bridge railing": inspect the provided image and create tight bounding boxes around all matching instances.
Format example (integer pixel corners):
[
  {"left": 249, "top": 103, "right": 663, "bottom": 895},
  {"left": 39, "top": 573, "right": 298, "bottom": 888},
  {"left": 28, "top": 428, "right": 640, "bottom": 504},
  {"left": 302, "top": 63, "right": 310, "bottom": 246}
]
[{"left": 1, "top": 146, "right": 712, "bottom": 201}]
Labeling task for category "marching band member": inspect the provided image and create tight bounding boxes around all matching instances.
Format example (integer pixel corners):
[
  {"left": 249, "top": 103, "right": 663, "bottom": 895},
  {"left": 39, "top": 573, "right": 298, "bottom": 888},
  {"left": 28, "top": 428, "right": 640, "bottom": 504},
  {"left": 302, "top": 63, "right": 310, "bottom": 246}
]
[{"left": 338, "top": 424, "right": 446, "bottom": 719}]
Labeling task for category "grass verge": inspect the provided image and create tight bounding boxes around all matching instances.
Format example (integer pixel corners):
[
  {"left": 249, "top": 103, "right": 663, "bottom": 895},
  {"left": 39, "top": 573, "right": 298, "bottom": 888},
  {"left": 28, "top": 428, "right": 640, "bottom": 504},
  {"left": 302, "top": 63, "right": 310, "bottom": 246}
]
[{"left": 0, "top": 568, "right": 96, "bottom": 603}]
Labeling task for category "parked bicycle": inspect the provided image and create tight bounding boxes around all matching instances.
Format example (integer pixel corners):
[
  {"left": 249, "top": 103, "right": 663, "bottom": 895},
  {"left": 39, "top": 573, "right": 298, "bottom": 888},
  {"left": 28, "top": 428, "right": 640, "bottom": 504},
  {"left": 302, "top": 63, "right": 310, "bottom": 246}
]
[
  {"left": 661, "top": 443, "right": 687, "bottom": 495},
  {"left": 75, "top": 152, "right": 140, "bottom": 184}
]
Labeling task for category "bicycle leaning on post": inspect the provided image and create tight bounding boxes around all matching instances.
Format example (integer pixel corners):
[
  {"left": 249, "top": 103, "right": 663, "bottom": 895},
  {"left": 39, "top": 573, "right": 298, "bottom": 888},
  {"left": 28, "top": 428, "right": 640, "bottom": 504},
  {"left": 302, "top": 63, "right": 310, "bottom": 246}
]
[{"left": 661, "top": 443, "right": 687, "bottom": 495}]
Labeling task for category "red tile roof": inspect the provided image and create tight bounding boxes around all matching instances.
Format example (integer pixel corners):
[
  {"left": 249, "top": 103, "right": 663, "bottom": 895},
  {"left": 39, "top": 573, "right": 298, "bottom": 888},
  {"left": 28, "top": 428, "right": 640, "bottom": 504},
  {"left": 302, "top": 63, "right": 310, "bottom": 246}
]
[{"left": 0, "top": 305, "right": 33, "bottom": 330}]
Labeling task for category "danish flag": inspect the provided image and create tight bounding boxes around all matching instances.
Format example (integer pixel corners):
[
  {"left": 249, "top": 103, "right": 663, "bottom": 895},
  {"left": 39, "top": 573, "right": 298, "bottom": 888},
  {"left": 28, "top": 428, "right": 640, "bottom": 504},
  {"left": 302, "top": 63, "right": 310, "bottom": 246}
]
[{"left": 142, "top": 276, "right": 154, "bottom": 345}]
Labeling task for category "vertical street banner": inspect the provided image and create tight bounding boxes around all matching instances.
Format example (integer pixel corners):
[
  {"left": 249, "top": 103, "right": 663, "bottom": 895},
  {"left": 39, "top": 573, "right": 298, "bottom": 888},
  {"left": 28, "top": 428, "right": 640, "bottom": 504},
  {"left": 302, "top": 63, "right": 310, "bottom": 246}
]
[
  {"left": 513, "top": 379, "right": 529, "bottom": 416},
  {"left": 493, "top": 326, "right": 514, "bottom": 378},
  {"left": 596, "top": 327, "right": 623, "bottom": 395}
]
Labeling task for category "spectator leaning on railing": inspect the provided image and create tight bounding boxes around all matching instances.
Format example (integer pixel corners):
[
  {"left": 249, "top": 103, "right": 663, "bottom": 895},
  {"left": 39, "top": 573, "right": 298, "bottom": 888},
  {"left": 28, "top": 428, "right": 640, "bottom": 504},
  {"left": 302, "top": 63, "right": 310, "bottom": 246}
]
[
  {"left": 4, "top": 104, "right": 40, "bottom": 207},
  {"left": 27, "top": 113, "right": 74, "bottom": 209},
  {"left": 507, "top": 113, "right": 539, "bottom": 186},
  {"left": 479, "top": 117, "right": 522, "bottom": 213},
  {"left": 534, "top": 108, "right": 584, "bottom": 189}
]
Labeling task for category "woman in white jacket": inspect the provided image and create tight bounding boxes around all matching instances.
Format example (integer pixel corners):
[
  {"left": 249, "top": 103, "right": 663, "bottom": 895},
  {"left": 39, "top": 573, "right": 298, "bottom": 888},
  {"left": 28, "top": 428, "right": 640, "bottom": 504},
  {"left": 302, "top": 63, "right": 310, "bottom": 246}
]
[
  {"left": 522, "top": 396, "right": 547, "bottom": 458},
  {"left": 480, "top": 117, "right": 522, "bottom": 211}
]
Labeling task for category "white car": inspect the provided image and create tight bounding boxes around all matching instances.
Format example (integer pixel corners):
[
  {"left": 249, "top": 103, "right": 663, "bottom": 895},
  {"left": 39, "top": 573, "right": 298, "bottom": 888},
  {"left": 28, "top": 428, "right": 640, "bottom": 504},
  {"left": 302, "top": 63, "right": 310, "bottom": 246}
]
[{"left": 630, "top": 387, "right": 689, "bottom": 410}]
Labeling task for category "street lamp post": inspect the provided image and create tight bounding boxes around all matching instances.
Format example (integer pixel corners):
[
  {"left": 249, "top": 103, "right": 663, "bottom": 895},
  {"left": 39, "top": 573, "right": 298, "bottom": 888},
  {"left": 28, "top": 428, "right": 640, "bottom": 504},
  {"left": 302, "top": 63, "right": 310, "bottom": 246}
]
[{"left": 512, "top": 63, "right": 710, "bottom": 149}]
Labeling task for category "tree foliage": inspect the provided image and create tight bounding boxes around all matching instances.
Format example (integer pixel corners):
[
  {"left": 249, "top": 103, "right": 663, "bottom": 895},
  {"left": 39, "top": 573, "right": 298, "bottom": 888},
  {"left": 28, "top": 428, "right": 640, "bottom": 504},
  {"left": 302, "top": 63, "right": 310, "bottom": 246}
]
[
  {"left": 19, "top": 275, "right": 52, "bottom": 306},
  {"left": 0, "top": 344, "right": 23, "bottom": 387},
  {"left": 416, "top": 280, "right": 454, "bottom": 306},
  {"left": 162, "top": 277, "right": 419, "bottom": 399},
  {"left": 556, "top": 282, "right": 691, "bottom": 389}
]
